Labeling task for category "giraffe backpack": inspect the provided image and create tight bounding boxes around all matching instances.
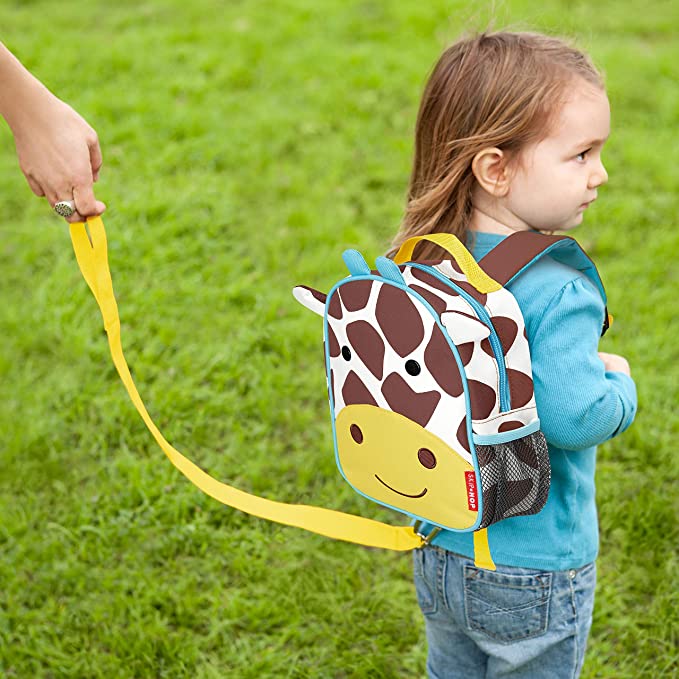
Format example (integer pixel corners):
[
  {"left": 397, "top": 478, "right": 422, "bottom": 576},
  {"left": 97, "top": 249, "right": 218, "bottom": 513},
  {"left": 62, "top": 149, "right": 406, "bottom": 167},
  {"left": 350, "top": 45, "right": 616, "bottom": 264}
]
[
  {"left": 70, "top": 218, "right": 609, "bottom": 573},
  {"left": 293, "top": 232, "right": 609, "bottom": 550}
]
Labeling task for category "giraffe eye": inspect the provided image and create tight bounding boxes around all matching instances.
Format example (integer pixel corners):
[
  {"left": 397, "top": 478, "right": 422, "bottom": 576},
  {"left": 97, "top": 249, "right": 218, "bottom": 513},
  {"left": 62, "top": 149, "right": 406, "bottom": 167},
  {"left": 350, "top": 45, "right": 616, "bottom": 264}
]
[
  {"left": 405, "top": 359, "right": 421, "bottom": 376},
  {"left": 341, "top": 346, "right": 352, "bottom": 361}
]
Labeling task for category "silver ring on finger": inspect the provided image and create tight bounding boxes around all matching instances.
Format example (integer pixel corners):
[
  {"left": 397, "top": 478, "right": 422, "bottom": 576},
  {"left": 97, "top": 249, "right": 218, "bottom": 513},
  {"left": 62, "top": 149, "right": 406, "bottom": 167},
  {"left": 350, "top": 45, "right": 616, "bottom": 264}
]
[{"left": 54, "top": 200, "right": 76, "bottom": 218}]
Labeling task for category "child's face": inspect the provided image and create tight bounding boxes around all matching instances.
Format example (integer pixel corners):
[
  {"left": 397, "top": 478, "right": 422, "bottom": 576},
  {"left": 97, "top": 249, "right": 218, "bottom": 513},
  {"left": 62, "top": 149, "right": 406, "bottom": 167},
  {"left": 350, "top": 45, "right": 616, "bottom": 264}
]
[{"left": 505, "top": 80, "right": 610, "bottom": 232}]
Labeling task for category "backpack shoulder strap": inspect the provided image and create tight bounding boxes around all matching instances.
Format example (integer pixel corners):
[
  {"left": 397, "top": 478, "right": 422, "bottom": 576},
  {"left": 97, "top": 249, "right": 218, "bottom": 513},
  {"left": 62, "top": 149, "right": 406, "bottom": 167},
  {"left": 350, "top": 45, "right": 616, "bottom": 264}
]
[
  {"left": 478, "top": 231, "right": 607, "bottom": 304},
  {"left": 479, "top": 231, "right": 611, "bottom": 336}
]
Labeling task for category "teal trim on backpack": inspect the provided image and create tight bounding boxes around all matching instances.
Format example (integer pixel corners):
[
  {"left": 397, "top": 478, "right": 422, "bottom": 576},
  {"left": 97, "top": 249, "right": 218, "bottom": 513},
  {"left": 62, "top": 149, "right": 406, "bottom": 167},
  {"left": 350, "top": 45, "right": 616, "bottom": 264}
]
[{"left": 472, "top": 419, "right": 541, "bottom": 446}]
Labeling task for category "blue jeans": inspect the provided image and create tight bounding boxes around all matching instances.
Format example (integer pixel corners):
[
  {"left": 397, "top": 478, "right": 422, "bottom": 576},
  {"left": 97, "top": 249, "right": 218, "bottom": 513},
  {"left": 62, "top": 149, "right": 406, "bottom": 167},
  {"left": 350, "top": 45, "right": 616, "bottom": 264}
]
[{"left": 413, "top": 546, "right": 596, "bottom": 679}]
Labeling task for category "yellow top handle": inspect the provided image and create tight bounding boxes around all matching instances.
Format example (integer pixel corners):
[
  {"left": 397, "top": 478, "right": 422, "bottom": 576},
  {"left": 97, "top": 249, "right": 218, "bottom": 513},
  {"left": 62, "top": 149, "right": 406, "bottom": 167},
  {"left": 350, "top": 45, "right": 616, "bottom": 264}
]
[{"left": 392, "top": 233, "right": 501, "bottom": 294}]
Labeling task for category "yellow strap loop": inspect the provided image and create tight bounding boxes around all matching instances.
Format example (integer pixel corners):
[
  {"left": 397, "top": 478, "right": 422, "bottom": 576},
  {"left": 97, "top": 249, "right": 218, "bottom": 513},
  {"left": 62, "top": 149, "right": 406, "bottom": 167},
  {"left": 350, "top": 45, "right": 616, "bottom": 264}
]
[
  {"left": 69, "top": 216, "right": 424, "bottom": 552},
  {"left": 393, "top": 233, "right": 502, "bottom": 294},
  {"left": 473, "top": 529, "right": 496, "bottom": 571}
]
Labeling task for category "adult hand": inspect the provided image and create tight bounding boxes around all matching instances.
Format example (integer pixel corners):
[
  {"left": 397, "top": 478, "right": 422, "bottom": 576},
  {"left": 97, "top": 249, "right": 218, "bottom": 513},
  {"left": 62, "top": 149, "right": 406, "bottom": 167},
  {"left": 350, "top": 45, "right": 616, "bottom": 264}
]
[
  {"left": 0, "top": 41, "right": 105, "bottom": 222},
  {"left": 12, "top": 96, "right": 106, "bottom": 223}
]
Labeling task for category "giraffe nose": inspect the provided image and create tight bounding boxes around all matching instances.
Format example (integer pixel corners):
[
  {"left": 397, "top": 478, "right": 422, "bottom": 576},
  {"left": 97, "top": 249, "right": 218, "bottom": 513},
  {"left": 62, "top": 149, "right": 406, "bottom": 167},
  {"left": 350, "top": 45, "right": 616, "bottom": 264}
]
[{"left": 350, "top": 424, "right": 364, "bottom": 444}]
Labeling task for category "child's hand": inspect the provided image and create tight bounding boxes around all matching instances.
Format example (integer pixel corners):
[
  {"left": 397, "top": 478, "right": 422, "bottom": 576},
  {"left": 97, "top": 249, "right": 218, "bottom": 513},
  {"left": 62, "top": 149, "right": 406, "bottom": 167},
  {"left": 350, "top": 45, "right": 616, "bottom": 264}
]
[{"left": 598, "top": 352, "right": 631, "bottom": 376}]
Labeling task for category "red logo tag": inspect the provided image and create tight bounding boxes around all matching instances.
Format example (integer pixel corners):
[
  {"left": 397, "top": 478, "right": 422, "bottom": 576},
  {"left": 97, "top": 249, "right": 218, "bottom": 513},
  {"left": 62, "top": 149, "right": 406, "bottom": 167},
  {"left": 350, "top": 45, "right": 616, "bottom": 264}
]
[{"left": 465, "top": 472, "right": 478, "bottom": 512}]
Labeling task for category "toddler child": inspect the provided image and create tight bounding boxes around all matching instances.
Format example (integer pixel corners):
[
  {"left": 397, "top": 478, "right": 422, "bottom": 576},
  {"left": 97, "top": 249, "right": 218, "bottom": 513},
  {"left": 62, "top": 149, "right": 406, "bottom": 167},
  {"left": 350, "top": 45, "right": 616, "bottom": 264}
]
[{"left": 390, "top": 30, "right": 637, "bottom": 679}]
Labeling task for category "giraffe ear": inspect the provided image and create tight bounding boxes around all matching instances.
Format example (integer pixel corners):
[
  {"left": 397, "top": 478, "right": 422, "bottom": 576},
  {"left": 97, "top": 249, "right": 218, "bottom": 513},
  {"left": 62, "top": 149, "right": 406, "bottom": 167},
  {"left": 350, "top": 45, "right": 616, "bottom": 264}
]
[
  {"left": 293, "top": 285, "right": 326, "bottom": 317},
  {"left": 440, "top": 311, "right": 491, "bottom": 343}
]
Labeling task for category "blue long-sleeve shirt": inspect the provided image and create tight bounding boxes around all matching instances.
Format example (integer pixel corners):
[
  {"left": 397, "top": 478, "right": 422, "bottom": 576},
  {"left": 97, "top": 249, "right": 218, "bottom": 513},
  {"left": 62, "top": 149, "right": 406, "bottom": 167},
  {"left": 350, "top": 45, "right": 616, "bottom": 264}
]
[{"left": 427, "top": 231, "right": 637, "bottom": 570}]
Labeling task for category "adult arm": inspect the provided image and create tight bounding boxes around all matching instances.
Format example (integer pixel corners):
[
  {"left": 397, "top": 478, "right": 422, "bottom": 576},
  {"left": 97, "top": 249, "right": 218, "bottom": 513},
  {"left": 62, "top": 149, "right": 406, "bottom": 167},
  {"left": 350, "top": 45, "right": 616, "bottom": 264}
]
[{"left": 0, "top": 41, "right": 105, "bottom": 221}]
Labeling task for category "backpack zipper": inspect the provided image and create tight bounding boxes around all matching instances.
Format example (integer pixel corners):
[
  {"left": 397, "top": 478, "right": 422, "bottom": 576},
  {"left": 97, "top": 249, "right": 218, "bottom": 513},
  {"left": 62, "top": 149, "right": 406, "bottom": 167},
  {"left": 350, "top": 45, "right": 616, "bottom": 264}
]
[{"left": 407, "top": 263, "right": 511, "bottom": 412}]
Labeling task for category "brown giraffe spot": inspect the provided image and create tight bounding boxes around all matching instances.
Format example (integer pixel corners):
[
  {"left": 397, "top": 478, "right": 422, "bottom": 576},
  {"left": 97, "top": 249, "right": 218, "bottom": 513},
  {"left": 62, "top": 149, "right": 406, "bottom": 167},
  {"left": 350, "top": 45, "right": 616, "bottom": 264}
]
[
  {"left": 480, "top": 318, "right": 518, "bottom": 359},
  {"left": 376, "top": 285, "right": 424, "bottom": 358},
  {"left": 506, "top": 369, "right": 534, "bottom": 408},
  {"left": 411, "top": 267, "right": 489, "bottom": 305},
  {"left": 410, "top": 285, "right": 448, "bottom": 316},
  {"left": 514, "top": 442, "right": 539, "bottom": 469},
  {"left": 477, "top": 446, "right": 496, "bottom": 467},
  {"left": 327, "top": 325, "right": 340, "bottom": 358},
  {"left": 484, "top": 484, "right": 498, "bottom": 516},
  {"left": 480, "top": 337, "right": 493, "bottom": 357},
  {"left": 498, "top": 420, "right": 524, "bottom": 433},
  {"left": 339, "top": 280, "right": 373, "bottom": 311},
  {"left": 490, "top": 316, "right": 519, "bottom": 356},
  {"left": 468, "top": 379, "right": 497, "bottom": 420},
  {"left": 457, "top": 342, "right": 475, "bottom": 366},
  {"left": 346, "top": 320, "right": 385, "bottom": 380},
  {"left": 381, "top": 372, "right": 440, "bottom": 428},
  {"left": 342, "top": 371, "right": 378, "bottom": 407},
  {"left": 506, "top": 478, "right": 533, "bottom": 506},
  {"left": 423, "top": 327, "right": 463, "bottom": 397},
  {"left": 456, "top": 416, "right": 470, "bottom": 453},
  {"left": 411, "top": 267, "right": 461, "bottom": 296},
  {"left": 454, "top": 280, "right": 488, "bottom": 306},
  {"left": 327, "top": 292, "right": 342, "bottom": 320}
]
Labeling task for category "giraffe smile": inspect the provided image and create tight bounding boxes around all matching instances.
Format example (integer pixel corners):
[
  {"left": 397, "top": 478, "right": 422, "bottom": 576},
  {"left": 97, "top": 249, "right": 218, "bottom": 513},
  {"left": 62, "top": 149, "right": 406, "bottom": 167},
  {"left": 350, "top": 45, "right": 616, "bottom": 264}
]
[
  {"left": 334, "top": 402, "right": 478, "bottom": 529},
  {"left": 374, "top": 474, "right": 428, "bottom": 499}
]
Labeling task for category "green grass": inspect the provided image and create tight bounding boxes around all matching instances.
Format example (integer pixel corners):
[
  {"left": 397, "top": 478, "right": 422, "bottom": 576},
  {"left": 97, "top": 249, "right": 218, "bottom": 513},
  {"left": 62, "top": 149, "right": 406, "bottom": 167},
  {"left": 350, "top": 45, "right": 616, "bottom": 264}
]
[{"left": 1, "top": 0, "right": 677, "bottom": 676}]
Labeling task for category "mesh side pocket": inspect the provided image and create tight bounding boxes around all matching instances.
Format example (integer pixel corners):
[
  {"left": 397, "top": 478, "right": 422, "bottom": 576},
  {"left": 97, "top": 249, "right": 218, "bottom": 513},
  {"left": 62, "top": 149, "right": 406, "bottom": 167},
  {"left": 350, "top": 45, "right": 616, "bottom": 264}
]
[{"left": 475, "top": 431, "right": 550, "bottom": 529}]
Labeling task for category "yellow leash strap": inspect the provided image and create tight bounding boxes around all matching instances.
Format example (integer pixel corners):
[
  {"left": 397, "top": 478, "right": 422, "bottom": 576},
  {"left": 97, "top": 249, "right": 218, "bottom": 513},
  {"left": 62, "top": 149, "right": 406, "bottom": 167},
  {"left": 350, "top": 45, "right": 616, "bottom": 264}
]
[
  {"left": 69, "top": 216, "right": 424, "bottom": 552},
  {"left": 473, "top": 529, "right": 495, "bottom": 570}
]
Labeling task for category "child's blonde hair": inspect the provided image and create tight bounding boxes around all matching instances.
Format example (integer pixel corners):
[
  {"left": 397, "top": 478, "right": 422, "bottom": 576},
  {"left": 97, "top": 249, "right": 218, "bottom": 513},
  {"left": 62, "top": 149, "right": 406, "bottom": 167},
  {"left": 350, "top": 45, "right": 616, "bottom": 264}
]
[{"left": 392, "top": 30, "right": 605, "bottom": 260}]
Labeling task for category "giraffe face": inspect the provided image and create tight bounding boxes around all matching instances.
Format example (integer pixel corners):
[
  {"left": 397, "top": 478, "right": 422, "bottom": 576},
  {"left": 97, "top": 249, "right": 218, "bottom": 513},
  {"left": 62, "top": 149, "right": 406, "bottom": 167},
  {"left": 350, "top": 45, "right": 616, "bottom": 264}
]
[{"left": 335, "top": 405, "right": 478, "bottom": 528}]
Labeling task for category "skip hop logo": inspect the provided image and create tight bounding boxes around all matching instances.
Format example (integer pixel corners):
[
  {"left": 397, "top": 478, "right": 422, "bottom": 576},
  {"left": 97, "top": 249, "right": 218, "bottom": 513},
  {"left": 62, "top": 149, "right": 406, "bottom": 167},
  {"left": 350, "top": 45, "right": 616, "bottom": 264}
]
[{"left": 465, "top": 472, "right": 478, "bottom": 512}]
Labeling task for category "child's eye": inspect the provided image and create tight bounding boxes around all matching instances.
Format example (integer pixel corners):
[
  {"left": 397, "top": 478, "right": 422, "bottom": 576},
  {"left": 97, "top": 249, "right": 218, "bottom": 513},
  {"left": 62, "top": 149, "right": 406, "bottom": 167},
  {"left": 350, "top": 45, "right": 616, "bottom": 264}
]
[{"left": 576, "top": 148, "right": 591, "bottom": 162}]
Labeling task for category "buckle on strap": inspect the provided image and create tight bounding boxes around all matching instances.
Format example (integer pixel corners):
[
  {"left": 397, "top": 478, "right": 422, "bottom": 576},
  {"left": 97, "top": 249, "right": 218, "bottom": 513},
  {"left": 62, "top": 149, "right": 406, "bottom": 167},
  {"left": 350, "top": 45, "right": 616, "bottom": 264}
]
[{"left": 413, "top": 520, "right": 442, "bottom": 546}]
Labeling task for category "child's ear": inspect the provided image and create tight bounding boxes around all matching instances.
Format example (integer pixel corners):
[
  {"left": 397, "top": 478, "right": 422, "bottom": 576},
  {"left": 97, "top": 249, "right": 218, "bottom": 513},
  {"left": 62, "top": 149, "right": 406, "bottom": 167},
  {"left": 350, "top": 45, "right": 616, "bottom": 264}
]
[{"left": 471, "top": 147, "right": 511, "bottom": 197}]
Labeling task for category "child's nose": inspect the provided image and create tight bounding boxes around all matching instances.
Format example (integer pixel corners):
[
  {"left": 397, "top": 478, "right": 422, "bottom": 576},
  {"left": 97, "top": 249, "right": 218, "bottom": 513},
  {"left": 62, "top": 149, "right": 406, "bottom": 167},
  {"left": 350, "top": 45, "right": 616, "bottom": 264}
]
[{"left": 589, "top": 160, "right": 608, "bottom": 188}]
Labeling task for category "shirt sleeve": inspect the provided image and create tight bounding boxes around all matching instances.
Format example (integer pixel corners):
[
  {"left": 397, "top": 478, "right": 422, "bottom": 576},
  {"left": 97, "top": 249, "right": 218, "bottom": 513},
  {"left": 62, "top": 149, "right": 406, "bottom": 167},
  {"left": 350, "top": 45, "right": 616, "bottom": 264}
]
[{"left": 529, "top": 276, "right": 638, "bottom": 451}]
